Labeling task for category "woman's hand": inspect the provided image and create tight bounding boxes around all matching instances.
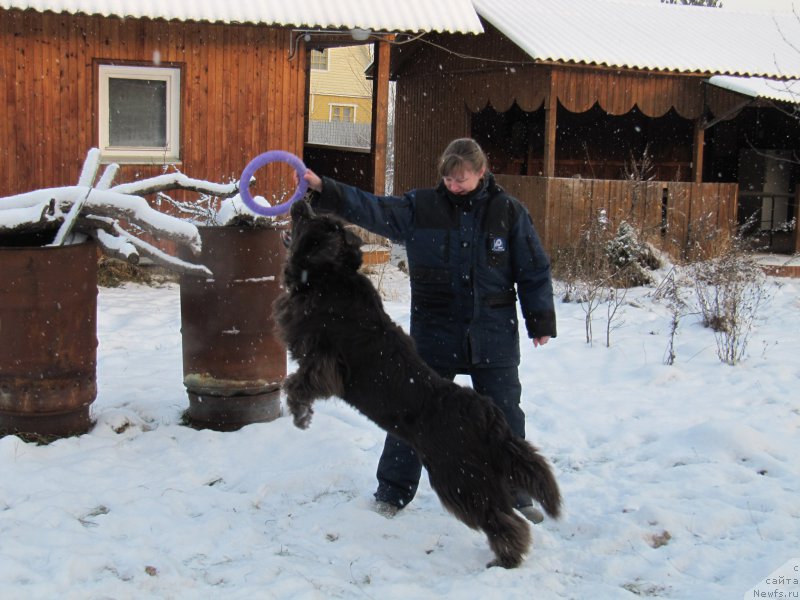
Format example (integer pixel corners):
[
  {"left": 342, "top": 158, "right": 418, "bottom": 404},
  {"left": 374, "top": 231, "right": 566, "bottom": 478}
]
[{"left": 303, "top": 169, "right": 323, "bottom": 193}]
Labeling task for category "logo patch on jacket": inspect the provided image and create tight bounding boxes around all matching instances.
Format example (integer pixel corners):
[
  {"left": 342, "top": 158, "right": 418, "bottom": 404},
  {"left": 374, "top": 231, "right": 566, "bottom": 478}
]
[{"left": 490, "top": 237, "right": 507, "bottom": 253}]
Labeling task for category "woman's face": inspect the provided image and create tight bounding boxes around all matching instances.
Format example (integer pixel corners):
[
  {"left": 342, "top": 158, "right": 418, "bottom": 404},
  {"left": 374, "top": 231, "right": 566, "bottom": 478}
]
[{"left": 443, "top": 166, "right": 485, "bottom": 195}]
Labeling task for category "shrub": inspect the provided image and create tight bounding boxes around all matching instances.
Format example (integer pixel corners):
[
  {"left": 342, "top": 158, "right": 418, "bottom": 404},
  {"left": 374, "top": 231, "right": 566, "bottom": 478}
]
[{"left": 690, "top": 242, "right": 770, "bottom": 365}]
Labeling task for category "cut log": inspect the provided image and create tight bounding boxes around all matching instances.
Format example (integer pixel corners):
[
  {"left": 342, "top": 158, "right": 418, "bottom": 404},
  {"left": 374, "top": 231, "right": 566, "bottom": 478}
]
[{"left": 111, "top": 173, "right": 239, "bottom": 198}]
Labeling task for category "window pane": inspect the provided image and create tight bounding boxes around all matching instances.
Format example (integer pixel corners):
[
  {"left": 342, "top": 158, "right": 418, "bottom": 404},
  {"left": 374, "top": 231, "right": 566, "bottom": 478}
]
[
  {"left": 310, "top": 49, "right": 328, "bottom": 70},
  {"left": 108, "top": 78, "right": 167, "bottom": 147}
]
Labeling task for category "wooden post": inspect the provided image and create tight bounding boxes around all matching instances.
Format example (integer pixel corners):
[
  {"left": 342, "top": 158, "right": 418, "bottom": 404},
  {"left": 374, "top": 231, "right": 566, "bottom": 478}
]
[
  {"left": 692, "top": 119, "right": 705, "bottom": 183},
  {"left": 794, "top": 188, "right": 800, "bottom": 254},
  {"left": 370, "top": 37, "right": 392, "bottom": 195},
  {"left": 543, "top": 88, "right": 557, "bottom": 179},
  {"left": 541, "top": 72, "right": 558, "bottom": 251}
]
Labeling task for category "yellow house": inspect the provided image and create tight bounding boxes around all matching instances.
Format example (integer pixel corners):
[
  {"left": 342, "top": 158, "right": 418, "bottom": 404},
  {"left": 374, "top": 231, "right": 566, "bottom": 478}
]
[{"left": 308, "top": 45, "right": 373, "bottom": 148}]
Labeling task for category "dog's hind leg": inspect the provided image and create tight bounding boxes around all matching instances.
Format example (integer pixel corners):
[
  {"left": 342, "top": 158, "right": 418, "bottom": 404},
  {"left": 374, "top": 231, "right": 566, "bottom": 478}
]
[
  {"left": 284, "top": 354, "right": 345, "bottom": 429},
  {"left": 427, "top": 464, "right": 530, "bottom": 569},
  {"left": 483, "top": 509, "right": 531, "bottom": 569}
]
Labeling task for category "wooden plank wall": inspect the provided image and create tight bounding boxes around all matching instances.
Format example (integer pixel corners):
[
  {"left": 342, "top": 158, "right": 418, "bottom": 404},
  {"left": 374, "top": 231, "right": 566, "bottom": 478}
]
[
  {"left": 796, "top": 188, "right": 800, "bottom": 254},
  {"left": 551, "top": 67, "right": 705, "bottom": 119},
  {"left": 393, "top": 74, "right": 468, "bottom": 192},
  {"left": 393, "top": 21, "right": 708, "bottom": 196},
  {"left": 495, "top": 175, "right": 738, "bottom": 261},
  {"left": 666, "top": 181, "right": 739, "bottom": 260},
  {"left": 0, "top": 9, "right": 306, "bottom": 199}
]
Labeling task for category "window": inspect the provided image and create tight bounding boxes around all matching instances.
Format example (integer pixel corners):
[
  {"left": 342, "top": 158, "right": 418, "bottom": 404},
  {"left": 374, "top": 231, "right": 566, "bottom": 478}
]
[
  {"left": 330, "top": 104, "right": 355, "bottom": 123},
  {"left": 310, "top": 49, "right": 329, "bottom": 71},
  {"left": 98, "top": 64, "right": 181, "bottom": 163}
]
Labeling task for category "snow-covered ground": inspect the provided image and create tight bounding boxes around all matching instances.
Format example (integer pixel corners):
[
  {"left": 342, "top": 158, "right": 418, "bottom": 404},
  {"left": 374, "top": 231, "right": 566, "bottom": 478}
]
[{"left": 1, "top": 262, "right": 798, "bottom": 599}]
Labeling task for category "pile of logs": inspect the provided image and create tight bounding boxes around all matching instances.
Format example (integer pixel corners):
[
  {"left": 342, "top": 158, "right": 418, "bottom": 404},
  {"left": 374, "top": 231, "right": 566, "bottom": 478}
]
[{"left": 0, "top": 149, "right": 250, "bottom": 277}]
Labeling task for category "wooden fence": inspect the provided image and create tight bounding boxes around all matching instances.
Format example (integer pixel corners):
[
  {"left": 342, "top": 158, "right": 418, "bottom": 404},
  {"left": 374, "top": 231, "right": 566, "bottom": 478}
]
[
  {"left": 307, "top": 121, "right": 371, "bottom": 149},
  {"left": 495, "top": 175, "right": 739, "bottom": 261}
]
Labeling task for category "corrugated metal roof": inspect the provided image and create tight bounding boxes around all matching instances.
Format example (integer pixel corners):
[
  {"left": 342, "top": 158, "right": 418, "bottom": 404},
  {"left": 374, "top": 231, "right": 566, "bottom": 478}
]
[
  {"left": 709, "top": 75, "right": 800, "bottom": 104},
  {"left": 472, "top": 0, "right": 800, "bottom": 78},
  {"left": 0, "top": 0, "right": 484, "bottom": 33}
]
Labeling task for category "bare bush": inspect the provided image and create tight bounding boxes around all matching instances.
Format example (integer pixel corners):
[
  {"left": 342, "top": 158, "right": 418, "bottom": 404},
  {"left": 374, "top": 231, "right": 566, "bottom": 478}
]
[
  {"left": 553, "top": 209, "right": 663, "bottom": 345},
  {"left": 552, "top": 209, "right": 611, "bottom": 304},
  {"left": 690, "top": 241, "right": 771, "bottom": 365},
  {"left": 652, "top": 267, "right": 691, "bottom": 365},
  {"left": 605, "top": 286, "right": 628, "bottom": 348},
  {"left": 682, "top": 209, "right": 730, "bottom": 264}
]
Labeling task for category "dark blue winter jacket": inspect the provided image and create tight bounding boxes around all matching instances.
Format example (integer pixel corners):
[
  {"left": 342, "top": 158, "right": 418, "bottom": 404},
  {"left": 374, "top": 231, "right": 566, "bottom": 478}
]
[{"left": 313, "top": 173, "right": 556, "bottom": 371}]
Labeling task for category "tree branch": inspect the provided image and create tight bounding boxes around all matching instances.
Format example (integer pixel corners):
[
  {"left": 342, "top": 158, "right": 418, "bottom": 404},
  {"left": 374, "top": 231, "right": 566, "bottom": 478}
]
[{"left": 110, "top": 173, "right": 240, "bottom": 198}]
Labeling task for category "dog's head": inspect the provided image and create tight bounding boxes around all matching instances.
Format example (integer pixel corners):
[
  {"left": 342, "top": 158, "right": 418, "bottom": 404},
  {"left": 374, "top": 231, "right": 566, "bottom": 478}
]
[{"left": 283, "top": 198, "right": 363, "bottom": 288}]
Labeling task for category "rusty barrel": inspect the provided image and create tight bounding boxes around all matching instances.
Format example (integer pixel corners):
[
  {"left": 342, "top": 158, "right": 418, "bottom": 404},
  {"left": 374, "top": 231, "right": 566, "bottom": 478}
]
[
  {"left": 178, "top": 226, "right": 286, "bottom": 431},
  {"left": 0, "top": 241, "right": 98, "bottom": 438}
]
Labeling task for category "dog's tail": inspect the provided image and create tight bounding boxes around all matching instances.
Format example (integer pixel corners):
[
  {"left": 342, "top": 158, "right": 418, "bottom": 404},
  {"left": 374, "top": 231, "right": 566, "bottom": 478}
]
[{"left": 506, "top": 437, "right": 562, "bottom": 519}]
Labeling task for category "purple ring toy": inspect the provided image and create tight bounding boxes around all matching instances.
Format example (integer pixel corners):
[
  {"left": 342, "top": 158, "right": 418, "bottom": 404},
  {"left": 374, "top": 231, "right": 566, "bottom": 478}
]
[{"left": 239, "top": 150, "right": 308, "bottom": 216}]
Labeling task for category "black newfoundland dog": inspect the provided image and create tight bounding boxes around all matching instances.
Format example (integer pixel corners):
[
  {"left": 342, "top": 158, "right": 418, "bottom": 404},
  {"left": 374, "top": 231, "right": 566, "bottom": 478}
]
[{"left": 274, "top": 199, "right": 561, "bottom": 569}]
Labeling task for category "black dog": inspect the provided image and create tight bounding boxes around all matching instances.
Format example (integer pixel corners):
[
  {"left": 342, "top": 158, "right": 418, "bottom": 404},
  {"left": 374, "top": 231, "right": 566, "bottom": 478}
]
[{"left": 273, "top": 199, "right": 561, "bottom": 568}]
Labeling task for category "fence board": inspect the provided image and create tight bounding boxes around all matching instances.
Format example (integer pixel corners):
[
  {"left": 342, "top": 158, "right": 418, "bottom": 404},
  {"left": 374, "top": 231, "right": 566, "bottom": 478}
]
[{"left": 495, "top": 175, "right": 737, "bottom": 260}]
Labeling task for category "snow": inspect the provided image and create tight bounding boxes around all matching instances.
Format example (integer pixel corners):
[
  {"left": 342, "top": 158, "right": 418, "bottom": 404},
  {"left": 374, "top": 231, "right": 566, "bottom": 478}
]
[
  {"left": 213, "top": 195, "right": 290, "bottom": 228},
  {"left": 1, "top": 0, "right": 485, "bottom": 34},
  {"left": 709, "top": 75, "right": 800, "bottom": 105},
  {"left": 1, "top": 263, "right": 799, "bottom": 599},
  {"left": 474, "top": 0, "right": 800, "bottom": 78},
  {"left": 3, "top": 188, "right": 200, "bottom": 240}
]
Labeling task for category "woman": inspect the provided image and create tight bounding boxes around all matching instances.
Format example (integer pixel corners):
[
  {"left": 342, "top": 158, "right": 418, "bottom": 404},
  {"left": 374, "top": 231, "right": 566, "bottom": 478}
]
[{"left": 302, "top": 138, "right": 556, "bottom": 522}]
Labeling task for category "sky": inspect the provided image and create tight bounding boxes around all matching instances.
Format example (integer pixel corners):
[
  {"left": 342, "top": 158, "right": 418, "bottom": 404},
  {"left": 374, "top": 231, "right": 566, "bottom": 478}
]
[{"left": 1, "top": 251, "right": 798, "bottom": 599}]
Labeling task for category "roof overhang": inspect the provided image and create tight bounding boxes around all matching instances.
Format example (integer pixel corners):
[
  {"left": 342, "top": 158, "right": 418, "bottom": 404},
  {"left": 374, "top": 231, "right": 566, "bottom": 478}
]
[
  {"left": 708, "top": 75, "right": 800, "bottom": 105},
  {"left": 0, "top": 0, "right": 484, "bottom": 34},
  {"left": 471, "top": 0, "right": 800, "bottom": 79}
]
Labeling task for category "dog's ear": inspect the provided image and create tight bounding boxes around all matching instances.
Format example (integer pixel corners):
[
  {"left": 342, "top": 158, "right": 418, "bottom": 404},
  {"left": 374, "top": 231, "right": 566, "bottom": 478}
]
[
  {"left": 290, "top": 197, "right": 314, "bottom": 221},
  {"left": 344, "top": 228, "right": 363, "bottom": 249},
  {"left": 341, "top": 228, "right": 363, "bottom": 271}
]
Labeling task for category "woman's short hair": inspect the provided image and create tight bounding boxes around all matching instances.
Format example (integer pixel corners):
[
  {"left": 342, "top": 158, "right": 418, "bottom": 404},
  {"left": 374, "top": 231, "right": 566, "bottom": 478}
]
[{"left": 437, "top": 138, "right": 488, "bottom": 179}]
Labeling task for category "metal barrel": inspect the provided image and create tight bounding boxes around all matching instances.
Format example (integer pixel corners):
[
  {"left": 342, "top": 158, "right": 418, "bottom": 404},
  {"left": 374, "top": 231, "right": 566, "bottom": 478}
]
[
  {"left": 178, "top": 226, "right": 286, "bottom": 431},
  {"left": 0, "top": 241, "right": 98, "bottom": 439}
]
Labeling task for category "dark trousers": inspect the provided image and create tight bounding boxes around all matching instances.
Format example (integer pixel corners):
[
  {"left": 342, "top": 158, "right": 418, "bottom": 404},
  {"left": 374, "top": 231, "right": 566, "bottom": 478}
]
[{"left": 374, "top": 365, "right": 529, "bottom": 508}]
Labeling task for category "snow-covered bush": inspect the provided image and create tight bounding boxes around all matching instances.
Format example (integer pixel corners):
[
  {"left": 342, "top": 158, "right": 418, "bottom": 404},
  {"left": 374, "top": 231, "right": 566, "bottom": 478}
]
[{"left": 605, "top": 221, "right": 661, "bottom": 287}]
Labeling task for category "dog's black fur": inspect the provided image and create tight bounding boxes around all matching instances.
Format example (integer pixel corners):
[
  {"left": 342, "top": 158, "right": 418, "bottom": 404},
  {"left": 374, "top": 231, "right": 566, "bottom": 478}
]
[{"left": 273, "top": 199, "right": 561, "bottom": 569}]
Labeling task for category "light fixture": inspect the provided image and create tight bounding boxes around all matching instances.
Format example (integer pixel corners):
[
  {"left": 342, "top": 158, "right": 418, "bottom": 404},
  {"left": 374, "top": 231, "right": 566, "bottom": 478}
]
[{"left": 350, "top": 28, "right": 372, "bottom": 41}]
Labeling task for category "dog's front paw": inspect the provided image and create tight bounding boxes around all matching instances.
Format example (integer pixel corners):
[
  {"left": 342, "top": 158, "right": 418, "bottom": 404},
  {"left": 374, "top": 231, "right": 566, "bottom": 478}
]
[{"left": 291, "top": 406, "right": 313, "bottom": 429}]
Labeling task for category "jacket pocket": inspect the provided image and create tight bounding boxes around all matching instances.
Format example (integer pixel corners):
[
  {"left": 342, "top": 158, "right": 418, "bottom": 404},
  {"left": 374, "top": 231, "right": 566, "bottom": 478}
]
[
  {"left": 484, "top": 290, "right": 517, "bottom": 308},
  {"left": 410, "top": 267, "right": 454, "bottom": 315}
]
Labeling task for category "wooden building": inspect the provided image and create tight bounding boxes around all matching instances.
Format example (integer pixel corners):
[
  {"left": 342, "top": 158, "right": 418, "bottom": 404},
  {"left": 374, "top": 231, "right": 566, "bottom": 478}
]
[
  {"left": 0, "top": 1, "right": 482, "bottom": 204},
  {"left": 390, "top": 0, "right": 800, "bottom": 257}
]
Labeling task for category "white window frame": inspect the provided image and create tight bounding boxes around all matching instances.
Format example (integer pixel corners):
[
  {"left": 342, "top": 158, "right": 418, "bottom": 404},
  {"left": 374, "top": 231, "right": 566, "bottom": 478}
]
[
  {"left": 310, "top": 49, "right": 329, "bottom": 71},
  {"left": 329, "top": 103, "right": 357, "bottom": 123},
  {"left": 98, "top": 64, "right": 181, "bottom": 163}
]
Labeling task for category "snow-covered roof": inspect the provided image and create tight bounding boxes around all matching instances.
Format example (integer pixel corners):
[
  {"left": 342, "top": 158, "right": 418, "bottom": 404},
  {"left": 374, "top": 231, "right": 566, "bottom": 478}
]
[
  {"left": 472, "top": 0, "right": 800, "bottom": 78},
  {"left": 709, "top": 75, "right": 800, "bottom": 104},
  {"left": 0, "top": 0, "right": 484, "bottom": 34}
]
